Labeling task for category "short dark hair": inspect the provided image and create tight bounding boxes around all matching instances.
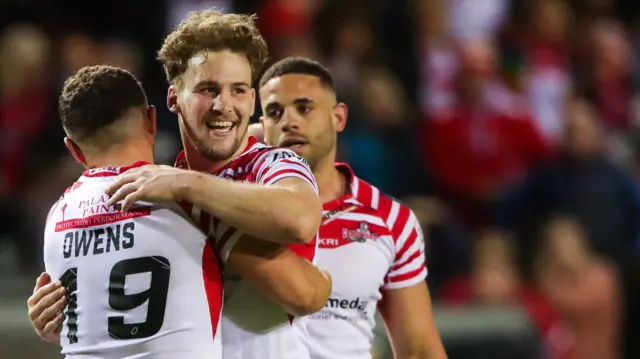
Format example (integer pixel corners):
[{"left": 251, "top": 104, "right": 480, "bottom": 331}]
[
  {"left": 158, "top": 10, "right": 269, "bottom": 85},
  {"left": 59, "top": 65, "right": 148, "bottom": 142},
  {"left": 259, "top": 57, "right": 334, "bottom": 90}
]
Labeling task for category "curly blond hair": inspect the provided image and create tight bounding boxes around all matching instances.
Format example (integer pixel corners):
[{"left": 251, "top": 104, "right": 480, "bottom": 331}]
[{"left": 158, "top": 10, "right": 269, "bottom": 85}]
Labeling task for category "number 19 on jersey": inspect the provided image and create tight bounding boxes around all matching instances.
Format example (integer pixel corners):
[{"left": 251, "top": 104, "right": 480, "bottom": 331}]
[{"left": 59, "top": 256, "right": 171, "bottom": 344}]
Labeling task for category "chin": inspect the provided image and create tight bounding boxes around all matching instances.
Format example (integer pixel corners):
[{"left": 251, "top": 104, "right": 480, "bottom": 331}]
[{"left": 202, "top": 143, "right": 241, "bottom": 162}]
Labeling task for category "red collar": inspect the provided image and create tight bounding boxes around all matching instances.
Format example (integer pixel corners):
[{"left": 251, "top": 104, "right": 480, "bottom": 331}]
[
  {"left": 82, "top": 161, "right": 149, "bottom": 178},
  {"left": 322, "top": 162, "right": 361, "bottom": 211}
]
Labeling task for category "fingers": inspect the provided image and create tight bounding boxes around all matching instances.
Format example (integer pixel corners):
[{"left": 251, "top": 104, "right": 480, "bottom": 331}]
[
  {"left": 35, "top": 295, "right": 67, "bottom": 332},
  {"left": 29, "top": 284, "right": 66, "bottom": 328},
  {"left": 107, "top": 181, "right": 142, "bottom": 209},
  {"left": 104, "top": 172, "right": 139, "bottom": 197},
  {"left": 33, "top": 272, "right": 51, "bottom": 293},
  {"left": 28, "top": 280, "right": 61, "bottom": 309},
  {"left": 42, "top": 312, "right": 65, "bottom": 341},
  {"left": 120, "top": 192, "right": 144, "bottom": 213}
]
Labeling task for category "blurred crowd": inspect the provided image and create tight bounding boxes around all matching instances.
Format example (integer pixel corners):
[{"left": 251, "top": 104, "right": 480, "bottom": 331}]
[{"left": 2, "top": 0, "right": 640, "bottom": 358}]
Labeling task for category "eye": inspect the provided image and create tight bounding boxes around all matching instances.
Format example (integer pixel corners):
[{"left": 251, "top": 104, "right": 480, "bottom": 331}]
[
  {"left": 233, "top": 87, "right": 247, "bottom": 95},
  {"left": 298, "top": 105, "right": 311, "bottom": 114},
  {"left": 268, "top": 108, "right": 283, "bottom": 119},
  {"left": 201, "top": 87, "right": 217, "bottom": 94}
]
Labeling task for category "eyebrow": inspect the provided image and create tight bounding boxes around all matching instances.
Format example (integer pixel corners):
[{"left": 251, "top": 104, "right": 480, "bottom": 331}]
[
  {"left": 264, "top": 97, "right": 315, "bottom": 112},
  {"left": 293, "top": 98, "right": 314, "bottom": 105},
  {"left": 194, "top": 80, "right": 250, "bottom": 88}
]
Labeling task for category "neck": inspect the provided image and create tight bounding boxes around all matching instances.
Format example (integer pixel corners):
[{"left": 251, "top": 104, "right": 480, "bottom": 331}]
[
  {"left": 313, "top": 150, "right": 348, "bottom": 204},
  {"left": 183, "top": 134, "right": 250, "bottom": 173},
  {"left": 85, "top": 141, "right": 154, "bottom": 169}
]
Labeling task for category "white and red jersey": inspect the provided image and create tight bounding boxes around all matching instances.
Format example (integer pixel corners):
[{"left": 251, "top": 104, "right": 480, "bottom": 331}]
[
  {"left": 43, "top": 162, "right": 223, "bottom": 359},
  {"left": 306, "top": 163, "right": 427, "bottom": 359},
  {"left": 174, "top": 136, "right": 319, "bottom": 359}
]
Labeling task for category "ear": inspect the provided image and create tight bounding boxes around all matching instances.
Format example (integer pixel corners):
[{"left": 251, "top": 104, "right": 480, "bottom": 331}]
[
  {"left": 333, "top": 103, "right": 348, "bottom": 133},
  {"left": 146, "top": 105, "right": 157, "bottom": 136},
  {"left": 250, "top": 88, "right": 256, "bottom": 116},
  {"left": 64, "top": 137, "right": 87, "bottom": 166},
  {"left": 247, "top": 122, "right": 265, "bottom": 143},
  {"left": 167, "top": 85, "right": 180, "bottom": 115}
]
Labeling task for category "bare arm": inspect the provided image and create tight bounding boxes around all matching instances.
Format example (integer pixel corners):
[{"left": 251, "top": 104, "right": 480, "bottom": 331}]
[
  {"left": 180, "top": 174, "right": 321, "bottom": 244},
  {"left": 226, "top": 234, "right": 331, "bottom": 316},
  {"left": 379, "top": 283, "right": 447, "bottom": 359}
]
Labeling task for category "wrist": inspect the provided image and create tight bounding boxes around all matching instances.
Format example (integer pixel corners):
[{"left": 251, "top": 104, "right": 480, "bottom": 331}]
[{"left": 173, "top": 170, "right": 201, "bottom": 201}]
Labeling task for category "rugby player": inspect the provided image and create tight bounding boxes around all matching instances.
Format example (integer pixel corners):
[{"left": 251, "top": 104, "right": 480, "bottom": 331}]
[
  {"left": 253, "top": 57, "right": 448, "bottom": 359},
  {"left": 34, "top": 65, "right": 224, "bottom": 358}
]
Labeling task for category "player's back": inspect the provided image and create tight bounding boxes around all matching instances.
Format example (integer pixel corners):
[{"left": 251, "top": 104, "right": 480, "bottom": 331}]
[{"left": 43, "top": 163, "right": 223, "bottom": 359}]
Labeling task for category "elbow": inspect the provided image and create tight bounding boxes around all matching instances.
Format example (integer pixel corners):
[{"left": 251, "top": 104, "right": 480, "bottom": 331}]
[
  {"left": 287, "top": 269, "right": 332, "bottom": 316},
  {"left": 287, "top": 296, "right": 325, "bottom": 317},
  {"left": 287, "top": 196, "right": 322, "bottom": 244}
]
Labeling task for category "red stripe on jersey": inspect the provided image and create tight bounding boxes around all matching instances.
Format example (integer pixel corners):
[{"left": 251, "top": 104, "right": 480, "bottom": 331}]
[
  {"left": 202, "top": 240, "right": 224, "bottom": 339},
  {"left": 54, "top": 206, "right": 151, "bottom": 231},
  {"left": 252, "top": 157, "right": 269, "bottom": 179},
  {"left": 262, "top": 168, "right": 315, "bottom": 187},
  {"left": 394, "top": 229, "right": 418, "bottom": 262},
  {"left": 252, "top": 148, "right": 280, "bottom": 179},
  {"left": 391, "top": 243, "right": 421, "bottom": 271},
  {"left": 391, "top": 205, "right": 411, "bottom": 238},
  {"left": 388, "top": 264, "right": 426, "bottom": 283},
  {"left": 376, "top": 195, "right": 394, "bottom": 224}
]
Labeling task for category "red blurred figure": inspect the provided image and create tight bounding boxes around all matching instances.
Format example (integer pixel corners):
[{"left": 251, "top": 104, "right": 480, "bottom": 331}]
[
  {"left": 440, "top": 231, "right": 571, "bottom": 359},
  {"left": 421, "top": 38, "right": 551, "bottom": 229},
  {"left": 537, "top": 217, "right": 621, "bottom": 359}
]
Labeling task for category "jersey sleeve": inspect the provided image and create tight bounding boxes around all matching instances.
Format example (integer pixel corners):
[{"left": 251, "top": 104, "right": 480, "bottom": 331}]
[
  {"left": 382, "top": 207, "right": 427, "bottom": 290},
  {"left": 210, "top": 218, "right": 244, "bottom": 263},
  {"left": 253, "top": 148, "right": 318, "bottom": 193}
]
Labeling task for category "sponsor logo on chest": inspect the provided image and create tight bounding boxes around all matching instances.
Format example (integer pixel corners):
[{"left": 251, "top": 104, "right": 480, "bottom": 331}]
[{"left": 319, "top": 221, "right": 381, "bottom": 249}]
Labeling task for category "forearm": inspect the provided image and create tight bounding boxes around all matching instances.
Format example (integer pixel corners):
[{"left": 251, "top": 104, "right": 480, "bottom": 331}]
[
  {"left": 393, "top": 343, "right": 447, "bottom": 359},
  {"left": 227, "top": 237, "right": 332, "bottom": 316},
  {"left": 258, "top": 260, "right": 331, "bottom": 317},
  {"left": 179, "top": 171, "right": 321, "bottom": 244}
]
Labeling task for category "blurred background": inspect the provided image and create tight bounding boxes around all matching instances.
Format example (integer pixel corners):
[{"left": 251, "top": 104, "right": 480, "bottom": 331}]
[{"left": 2, "top": 0, "right": 640, "bottom": 358}]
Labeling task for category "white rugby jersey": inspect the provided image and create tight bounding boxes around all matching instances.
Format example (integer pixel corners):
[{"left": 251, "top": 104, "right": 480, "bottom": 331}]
[
  {"left": 174, "top": 136, "right": 319, "bottom": 359},
  {"left": 306, "top": 163, "right": 427, "bottom": 359},
  {"left": 43, "top": 162, "right": 224, "bottom": 359}
]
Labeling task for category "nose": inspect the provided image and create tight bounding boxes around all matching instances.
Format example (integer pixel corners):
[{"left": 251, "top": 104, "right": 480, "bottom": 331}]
[
  {"left": 281, "top": 108, "right": 302, "bottom": 132},
  {"left": 212, "top": 92, "right": 232, "bottom": 114}
]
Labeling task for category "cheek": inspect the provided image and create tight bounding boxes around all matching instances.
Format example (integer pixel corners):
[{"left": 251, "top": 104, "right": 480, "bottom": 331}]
[
  {"left": 264, "top": 126, "right": 280, "bottom": 146},
  {"left": 234, "top": 97, "right": 253, "bottom": 116},
  {"left": 184, "top": 96, "right": 211, "bottom": 117}
]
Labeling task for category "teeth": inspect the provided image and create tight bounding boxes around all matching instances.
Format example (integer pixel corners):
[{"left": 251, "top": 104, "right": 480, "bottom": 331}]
[
  {"left": 207, "top": 121, "right": 234, "bottom": 133},
  {"left": 209, "top": 121, "right": 233, "bottom": 128}
]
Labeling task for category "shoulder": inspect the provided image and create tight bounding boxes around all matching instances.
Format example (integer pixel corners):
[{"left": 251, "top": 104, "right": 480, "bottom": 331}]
[
  {"left": 353, "top": 177, "right": 420, "bottom": 242},
  {"left": 251, "top": 146, "right": 310, "bottom": 168}
]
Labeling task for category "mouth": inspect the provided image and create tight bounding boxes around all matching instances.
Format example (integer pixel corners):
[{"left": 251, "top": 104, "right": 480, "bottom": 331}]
[
  {"left": 280, "top": 138, "right": 308, "bottom": 150},
  {"left": 205, "top": 120, "right": 235, "bottom": 134}
]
